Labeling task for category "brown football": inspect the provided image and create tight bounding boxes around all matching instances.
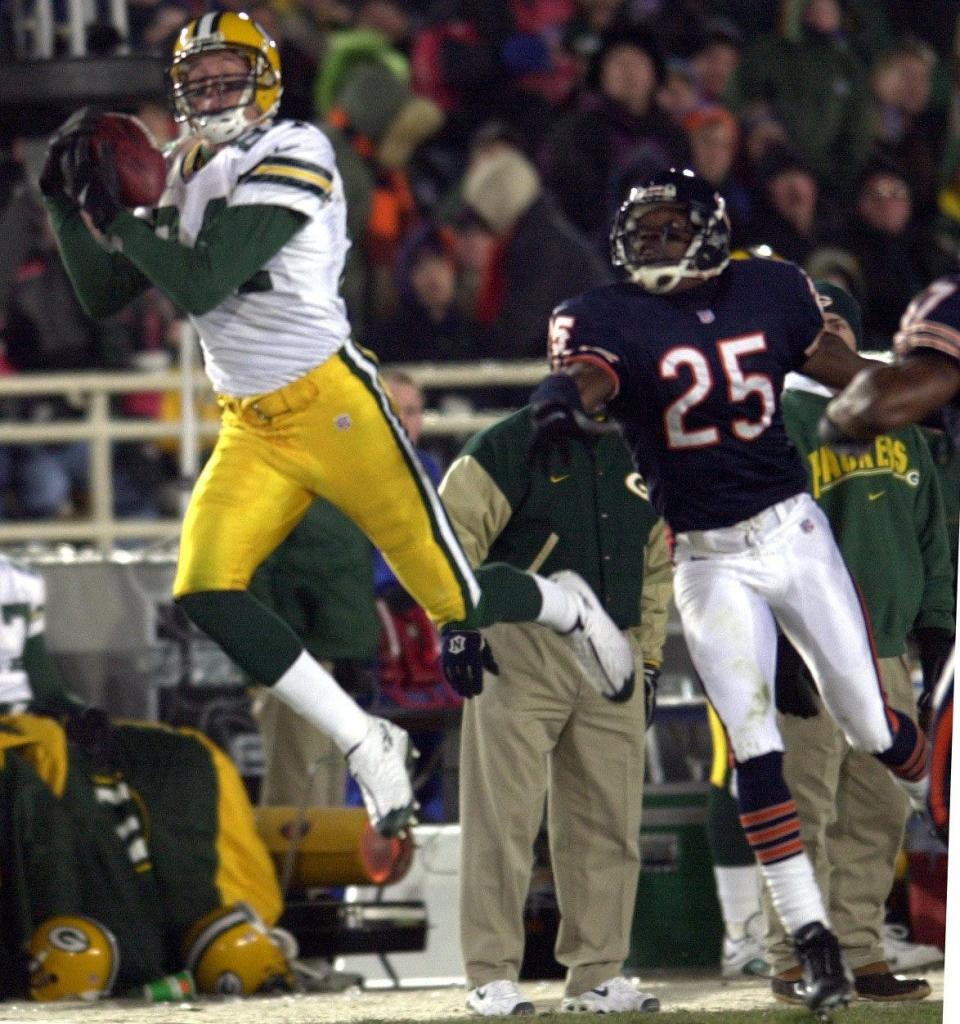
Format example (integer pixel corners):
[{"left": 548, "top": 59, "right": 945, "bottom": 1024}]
[{"left": 91, "top": 113, "right": 167, "bottom": 208}]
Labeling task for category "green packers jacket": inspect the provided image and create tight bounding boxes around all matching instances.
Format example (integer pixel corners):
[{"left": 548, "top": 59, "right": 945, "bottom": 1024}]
[{"left": 439, "top": 406, "right": 672, "bottom": 666}]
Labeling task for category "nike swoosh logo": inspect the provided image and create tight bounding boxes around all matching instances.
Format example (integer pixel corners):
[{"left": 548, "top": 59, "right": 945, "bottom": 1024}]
[
  {"left": 868, "top": 491, "right": 885, "bottom": 501},
  {"left": 591, "top": 987, "right": 608, "bottom": 996},
  {"left": 550, "top": 474, "right": 570, "bottom": 484}
]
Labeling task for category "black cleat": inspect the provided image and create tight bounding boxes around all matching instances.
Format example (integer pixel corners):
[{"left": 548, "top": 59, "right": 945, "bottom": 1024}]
[{"left": 792, "top": 921, "right": 854, "bottom": 1014}]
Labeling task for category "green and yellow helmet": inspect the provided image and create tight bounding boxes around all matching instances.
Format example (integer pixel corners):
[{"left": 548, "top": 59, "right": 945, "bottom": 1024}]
[
  {"left": 168, "top": 11, "right": 282, "bottom": 145},
  {"left": 26, "top": 916, "right": 119, "bottom": 1002},
  {"left": 182, "top": 902, "right": 295, "bottom": 996}
]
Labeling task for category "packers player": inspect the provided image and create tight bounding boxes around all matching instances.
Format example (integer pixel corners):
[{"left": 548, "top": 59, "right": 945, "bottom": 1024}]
[
  {"left": 35, "top": 10, "right": 472, "bottom": 837},
  {"left": 37, "top": 10, "right": 633, "bottom": 838}
]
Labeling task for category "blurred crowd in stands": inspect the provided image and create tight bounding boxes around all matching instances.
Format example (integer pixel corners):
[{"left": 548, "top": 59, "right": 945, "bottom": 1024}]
[{"left": 1, "top": 0, "right": 959, "bottom": 522}]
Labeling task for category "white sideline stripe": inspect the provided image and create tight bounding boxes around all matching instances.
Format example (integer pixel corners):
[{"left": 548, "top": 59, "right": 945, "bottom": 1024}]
[{"left": 343, "top": 339, "right": 481, "bottom": 607}]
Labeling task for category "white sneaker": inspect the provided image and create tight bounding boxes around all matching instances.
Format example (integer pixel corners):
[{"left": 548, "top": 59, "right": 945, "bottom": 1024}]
[
  {"left": 882, "top": 923, "right": 944, "bottom": 971},
  {"left": 721, "top": 914, "right": 771, "bottom": 979},
  {"left": 345, "top": 716, "right": 418, "bottom": 837},
  {"left": 550, "top": 570, "right": 635, "bottom": 701},
  {"left": 466, "top": 980, "right": 535, "bottom": 1016},
  {"left": 561, "top": 975, "right": 660, "bottom": 1013}
]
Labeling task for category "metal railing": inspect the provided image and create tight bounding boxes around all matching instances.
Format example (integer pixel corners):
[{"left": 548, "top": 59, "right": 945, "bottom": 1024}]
[
  {"left": 10, "top": 0, "right": 130, "bottom": 59},
  {"left": 0, "top": 359, "right": 547, "bottom": 550}
]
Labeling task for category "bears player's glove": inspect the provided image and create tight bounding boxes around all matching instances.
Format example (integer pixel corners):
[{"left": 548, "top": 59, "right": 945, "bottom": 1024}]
[
  {"left": 643, "top": 663, "right": 660, "bottom": 730},
  {"left": 774, "top": 634, "right": 820, "bottom": 718},
  {"left": 915, "top": 626, "right": 954, "bottom": 730},
  {"left": 440, "top": 627, "right": 498, "bottom": 698},
  {"left": 528, "top": 372, "right": 598, "bottom": 469},
  {"left": 39, "top": 107, "right": 103, "bottom": 201}
]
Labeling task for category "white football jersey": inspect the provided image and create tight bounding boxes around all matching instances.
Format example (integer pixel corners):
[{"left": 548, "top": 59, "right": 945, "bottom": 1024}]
[
  {"left": 0, "top": 559, "right": 45, "bottom": 705},
  {"left": 158, "top": 119, "right": 353, "bottom": 396}
]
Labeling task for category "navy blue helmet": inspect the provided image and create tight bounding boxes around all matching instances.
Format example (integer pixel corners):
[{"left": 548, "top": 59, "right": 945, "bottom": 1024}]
[{"left": 610, "top": 168, "right": 731, "bottom": 293}]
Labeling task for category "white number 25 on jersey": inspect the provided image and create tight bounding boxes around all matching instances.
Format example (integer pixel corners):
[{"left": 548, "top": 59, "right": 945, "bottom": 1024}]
[{"left": 660, "top": 334, "right": 775, "bottom": 449}]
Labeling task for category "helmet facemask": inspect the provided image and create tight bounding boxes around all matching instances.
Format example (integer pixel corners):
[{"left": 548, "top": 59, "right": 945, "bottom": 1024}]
[
  {"left": 611, "top": 175, "right": 731, "bottom": 293},
  {"left": 168, "top": 13, "right": 282, "bottom": 146}
]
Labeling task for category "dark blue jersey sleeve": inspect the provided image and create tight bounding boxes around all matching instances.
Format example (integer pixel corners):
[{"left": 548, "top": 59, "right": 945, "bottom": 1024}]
[
  {"left": 780, "top": 261, "right": 826, "bottom": 370},
  {"left": 548, "top": 288, "right": 631, "bottom": 399}
]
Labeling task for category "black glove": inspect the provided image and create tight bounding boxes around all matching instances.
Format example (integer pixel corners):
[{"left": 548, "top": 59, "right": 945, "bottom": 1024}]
[
  {"left": 63, "top": 705, "right": 119, "bottom": 764},
  {"left": 643, "top": 663, "right": 659, "bottom": 730},
  {"left": 39, "top": 107, "right": 103, "bottom": 200},
  {"left": 528, "top": 372, "right": 596, "bottom": 470},
  {"left": 77, "top": 142, "right": 124, "bottom": 232},
  {"left": 817, "top": 410, "right": 873, "bottom": 456},
  {"left": 440, "top": 627, "right": 498, "bottom": 698},
  {"left": 774, "top": 634, "right": 820, "bottom": 718},
  {"left": 915, "top": 626, "right": 954, "bottom": 730}
]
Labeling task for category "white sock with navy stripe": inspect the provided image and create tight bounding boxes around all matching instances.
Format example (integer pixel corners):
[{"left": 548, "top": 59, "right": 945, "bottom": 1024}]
[{"left": 761, "top": 853, "right": 829, "bottom": 936}]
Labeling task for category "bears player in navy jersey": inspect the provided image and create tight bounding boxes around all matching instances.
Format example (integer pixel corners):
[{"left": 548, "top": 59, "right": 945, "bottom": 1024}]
[
  {"left": 824, "top": 275, "right": 960, "bottom": 848},
  {"left": 527, "top": 168, "right": 932, "bottom": 1015}
]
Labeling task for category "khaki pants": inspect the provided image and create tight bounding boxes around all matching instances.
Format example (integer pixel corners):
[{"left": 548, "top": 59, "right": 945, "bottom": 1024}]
[
  {"left": 764, "top": 655, "right": 914, "bottom": 972},
  {"left": 459, "top": 621, "right": 646, "bottom": 996},
  {"left": 253, "top": 684, "right": 346, "bottom": 807}
]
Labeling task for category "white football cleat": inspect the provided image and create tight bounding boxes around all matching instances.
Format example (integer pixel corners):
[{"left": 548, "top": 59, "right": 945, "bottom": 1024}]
[
  {"left": 561, "top": 975, "right": 660, "bottom": 1013},
  {"left": 346, "top": 716, "right": 418, "bottom": 837},
  {"left": 466, "top": 979, "right": 535, "bottom": 1016},
  {"left": 550, "top": 570, "right": 635, "bottom": 701}
]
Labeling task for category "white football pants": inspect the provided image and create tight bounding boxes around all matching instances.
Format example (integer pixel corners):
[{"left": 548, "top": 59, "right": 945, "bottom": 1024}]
[{"left": 673, "top": 493, "right": 894, "bottom": 763}]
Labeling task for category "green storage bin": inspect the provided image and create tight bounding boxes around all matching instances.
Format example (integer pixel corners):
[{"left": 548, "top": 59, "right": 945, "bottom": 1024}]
[{"left": 626, "top": 782, "right": 724, "bottom": 968}]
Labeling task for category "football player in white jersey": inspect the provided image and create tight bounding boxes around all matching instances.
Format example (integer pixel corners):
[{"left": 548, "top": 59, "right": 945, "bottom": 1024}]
[
  {"left": 38, "top": 11, "right": 635, "bottom": 839},
  {"left": 35, "top": 10, "right": 475, "bottom": 837}
]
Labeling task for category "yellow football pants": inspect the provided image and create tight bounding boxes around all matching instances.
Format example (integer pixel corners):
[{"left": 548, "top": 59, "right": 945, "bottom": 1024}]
[{"left": 173, "top": 343, "right": 479, "bottom": 626}]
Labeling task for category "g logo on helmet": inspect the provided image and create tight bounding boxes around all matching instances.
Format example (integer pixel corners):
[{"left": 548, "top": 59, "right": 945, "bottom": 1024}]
[
  {"left": 49, "top": 925, "right": 91, "bottom": 953},
  {"left": 182, "top": 902, "right": 296, "bottom": 996},
  {"left": 26, "top": 915, "right": 119, "bottom": 1001}
]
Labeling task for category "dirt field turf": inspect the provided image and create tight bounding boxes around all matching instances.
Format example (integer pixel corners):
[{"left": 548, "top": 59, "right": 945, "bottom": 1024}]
[{"left": 0, "top": 967, "right": 943, "bottom": 1023}]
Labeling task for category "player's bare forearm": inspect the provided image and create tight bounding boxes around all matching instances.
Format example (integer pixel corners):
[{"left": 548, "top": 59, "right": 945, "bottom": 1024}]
[
  {"left": 799, "top": 330, "right": 871, "bottom": 390},
  {"left": 826, "top": 354, "right": 960, "bottom": 439}
]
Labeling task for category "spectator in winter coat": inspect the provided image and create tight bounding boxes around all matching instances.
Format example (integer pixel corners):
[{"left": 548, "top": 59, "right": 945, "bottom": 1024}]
[{"left": 461, "top": 147, "right": 611, "bottom": 359}]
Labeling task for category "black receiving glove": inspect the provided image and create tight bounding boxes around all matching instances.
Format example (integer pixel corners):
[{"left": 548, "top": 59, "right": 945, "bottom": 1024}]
[
  {"left": 77, "top": 141, "right": 124, "bottom": 232},
  {"left": 38, "top": 106, "right": 103, "bottom": 200},
  {"left": 63, "top": 705, "right": 119, "bottom": 764},
  {"left": 528, "top": 372, "right": 600, "bottom": 469},
  {"left": 774, "top": 634, "right": 820, "bottom": 718},
  {"left": 643, "top": 663, "right": 660, "bottom": 730},
  {"left": 440, "top": 627, "right": 499, "bottom": 698},
  {"left": 915, "top": 626, "right": 954, "bottom": 731},
  {"left": 817, "top": 410, "right": 873, "bottom": 456}
]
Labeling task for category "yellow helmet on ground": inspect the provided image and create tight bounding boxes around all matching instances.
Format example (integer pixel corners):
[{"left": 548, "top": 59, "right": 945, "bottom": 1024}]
[
  {"left": 182, "top": 902, "right": 295, "bottom": 995},
  {"left": 26, "top": 915, "right": 119, "bottom": 1001},
  {"left": 168, "top": 11, "right": 282, "bottom": 144}
]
